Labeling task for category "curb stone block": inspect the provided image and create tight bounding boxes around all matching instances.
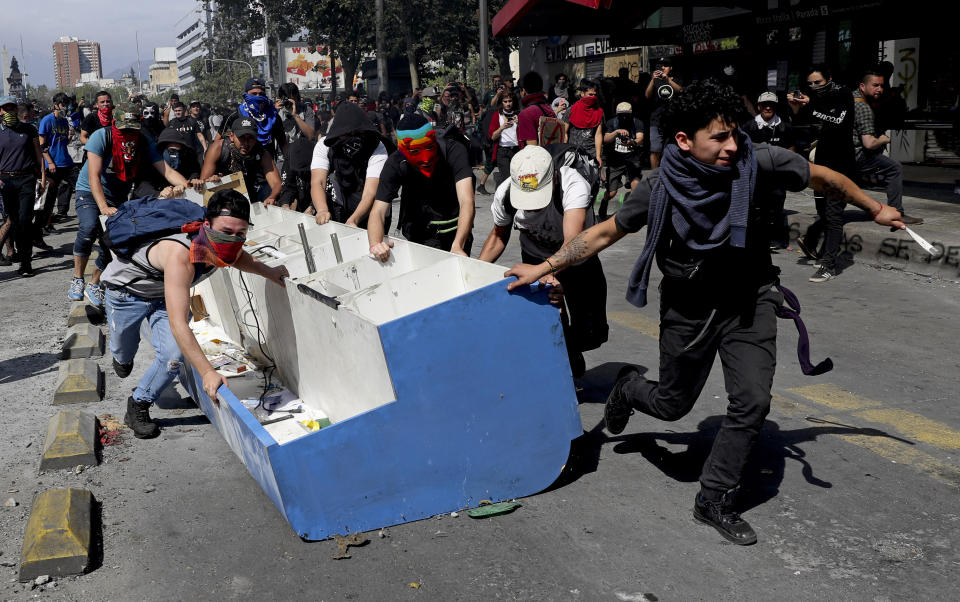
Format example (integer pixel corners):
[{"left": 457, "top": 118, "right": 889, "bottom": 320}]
[
  {"left": 53, "top": 360, "right": 104, "bottom": 404},
  {"left": 82, "top": 251, "right": 98, "bottom": 278},
  {"left": 67, "top": 302, "right": 105, "bottom": 327},
  {"left": 62, "top": 324, "right": 104, "bottom": 359},
  {"left": 19, "top": 489, "right": 95, "bottom": 582},
  {"left": 40, "top": 411, "right": 98, "bottom": 471}
]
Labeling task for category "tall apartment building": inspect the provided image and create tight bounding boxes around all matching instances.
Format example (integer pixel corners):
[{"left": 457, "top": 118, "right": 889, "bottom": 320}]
[
  {"left": 174, "top": 0, "right": 214, "bottom": 90},
  {"left": 53, "top": 36, "right": 103, "bottom": 88}
]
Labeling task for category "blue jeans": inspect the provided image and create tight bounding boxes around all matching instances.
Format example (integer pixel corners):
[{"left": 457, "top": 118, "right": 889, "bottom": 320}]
[
  {"left": 73, "top": 190, "right": 115, "bottom": 271},
  {"left": 106, "top": 287, "right": 188, "bottom": 404},
  {"left": 857, "top": 152, "right": 903, "bottom": 212}
]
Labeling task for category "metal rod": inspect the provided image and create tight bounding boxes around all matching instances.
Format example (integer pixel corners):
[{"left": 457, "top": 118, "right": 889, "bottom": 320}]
[
  {"left": 330, "top": 233, "right": 343, "bottom": 264},
  {"left": 298, "top": 223, "right": 316, "bottom": 274}
]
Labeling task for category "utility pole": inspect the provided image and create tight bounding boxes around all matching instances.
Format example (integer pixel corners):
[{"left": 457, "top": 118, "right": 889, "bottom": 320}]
[
  {"left": 263, "top": 9, "right": 272, "bottom": 93},
  {"left": 479, "top": 0, "right": 489, "bottom": 99},
  {"left": 136, "top": 31, "right": 143, "bottom": 95},
  {"left": 375, "top": 0, "right": 388, "bottom": 96}
]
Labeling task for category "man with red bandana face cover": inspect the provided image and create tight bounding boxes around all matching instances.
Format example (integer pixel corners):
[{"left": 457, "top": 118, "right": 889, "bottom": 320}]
[
  {"left": 69, "top": 104, "right": 193, "bottom": 311},
  {"left": 99, "top": 190, "right": 289, "bottom": 439},
  {"left": 80, "top": 90, "right": 114, "bottom": 144},
  {"left": 367, "top": 113, "right": 475, "bottom": 261}
]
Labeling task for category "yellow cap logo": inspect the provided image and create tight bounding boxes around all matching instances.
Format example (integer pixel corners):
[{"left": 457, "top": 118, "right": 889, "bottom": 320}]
[{"left": 519, "top": 173, "right": 539, "bottom": 191}]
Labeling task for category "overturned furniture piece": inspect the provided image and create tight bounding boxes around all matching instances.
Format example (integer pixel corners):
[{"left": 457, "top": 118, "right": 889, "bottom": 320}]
[{"left": 184, "top": 203, "right": 582, "bottom": 540}]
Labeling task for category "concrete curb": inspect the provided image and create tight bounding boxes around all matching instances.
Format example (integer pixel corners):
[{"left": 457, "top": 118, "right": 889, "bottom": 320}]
[
  {"left": 61, "top": 324, "right": 104, "bottom": 359},
  {"left": 66, "top": 302, "right": 105, "bottom": 328},
  {"left": 53, "top": 359, "right": 104, "bottom": 404},
  {"left": 18, "top": 488, "right": 96, "bottom": 582},
  {"left": 40, "top": 411, "right": 98, "bottom": 471},
  {"left": 82, "top": 251, "right": 98, "bottom": 278}
]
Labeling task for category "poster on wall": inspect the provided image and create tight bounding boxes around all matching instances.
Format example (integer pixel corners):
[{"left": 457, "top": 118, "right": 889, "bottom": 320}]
[{"left": 281, "top": 44, "right": 346, "bottom": 92}]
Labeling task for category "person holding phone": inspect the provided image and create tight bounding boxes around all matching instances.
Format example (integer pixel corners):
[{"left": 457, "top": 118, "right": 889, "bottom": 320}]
[{"left": 489, "top": 92, "right": 520, "bottom": 186}]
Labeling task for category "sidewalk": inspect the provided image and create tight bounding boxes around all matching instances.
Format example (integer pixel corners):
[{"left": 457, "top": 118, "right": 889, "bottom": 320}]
[{"left": 783, "top": 186, "right": 960, "bottom": 282}]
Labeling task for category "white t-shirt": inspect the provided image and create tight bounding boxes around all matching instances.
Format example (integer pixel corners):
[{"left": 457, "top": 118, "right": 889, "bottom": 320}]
[
  {"left": 496, "top": 113, "right": 519, "bottom": 148},
  {"left": 310, "top": 136, "right": 388, "bottom": 178},
  {"left": 491, "top": 166, "right": 591, "bottom": 260}
]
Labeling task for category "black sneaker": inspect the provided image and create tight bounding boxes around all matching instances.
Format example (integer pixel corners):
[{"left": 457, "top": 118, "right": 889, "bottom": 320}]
[
  {"left": 17, "top": 264, "right": 35, "bottom": 278},
  {"left": 33, "top": 239, "right": 53, "bottom": 251},
  {"left": 808, "top": 266, "right": 835, "bottom": 283},
  {"left": 795, "top": 235, "right": 817, "bottom": 261},
  {"left": 900, "top": 214, "right": 923, "bottom": 225},
  {"left": 124, "top": 397, "right": 160, "bottom": 439},
  {"left": 604, "top": 365, "right": 639, "bottom": 435},
  {"left": 113, "top": 357, "right": 134, "bottom": 378},
  {"left": 693, "top": 490, "right": 757, "bottom": 546},
  {"left": 44, "top": 224, "right": 57, "bottom": 234},
  {"left": 0, "top": 255, "right": 10, "bottom": 267}
]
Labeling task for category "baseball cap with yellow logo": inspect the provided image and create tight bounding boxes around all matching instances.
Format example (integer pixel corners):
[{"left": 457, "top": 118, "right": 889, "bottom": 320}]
[{"left": 509, "top": 145, "right": 554, "bottom": 210}]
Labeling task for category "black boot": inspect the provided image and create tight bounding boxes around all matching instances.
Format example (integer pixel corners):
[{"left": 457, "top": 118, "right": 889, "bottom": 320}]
[
  {"left": 113, "top": 357, "right": 134, "bottom": 378},
  {"left": 693, "top": 488, "right": 757, "bottom": 545},
  {"left": 604, "top": 365, "right": 639, "bottom": 435},
  {"left": 124, "top": 397, "right": 160, "bottom": 439}
]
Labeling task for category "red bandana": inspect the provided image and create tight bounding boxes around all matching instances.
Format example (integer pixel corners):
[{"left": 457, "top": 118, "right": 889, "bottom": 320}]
[
  {"left": 183, "top": 222, "right": 245, "bottom": 268},
  {"left": 568, "top": 96, "right": 603, "bottom": 129},
  {"left": 110, "top": 126, "right": 140, "bottom": 182},
  {"left": 98, "top": 107, "right": 113, "bottom": 128}
]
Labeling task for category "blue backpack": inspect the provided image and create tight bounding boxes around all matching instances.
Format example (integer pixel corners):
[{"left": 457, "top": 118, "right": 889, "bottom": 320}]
[{"left": 103, "top": 196, "right": 206, "bottom": 259}]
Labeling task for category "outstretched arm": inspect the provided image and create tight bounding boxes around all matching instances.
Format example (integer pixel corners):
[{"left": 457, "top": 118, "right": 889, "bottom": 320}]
[
  {"left": 808, "top": 163, "right": 905, "bottom": 229},
  {"left": 505, "top": 215, "right": 626, "bottom": 290}
]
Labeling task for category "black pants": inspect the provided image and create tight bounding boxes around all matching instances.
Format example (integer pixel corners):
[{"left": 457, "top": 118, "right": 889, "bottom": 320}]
[
  {"left": 56, "top": 164, "right": 80, "bottom": 216},
  {"left": 621, "top": 285, "right": 780, "bottom": 493},
  {"left": 414, "top": 229, "right": 473, "bottom": 256},
  {"left": 803, "top": 195, "right": 844, "bottom": 270},
  {"left": 0, "top": 174, "right": 37, "bottom": 267},
  {"left": 33, "top": 168, "right": 68, "bottom": 235},
  {"left": 495, "top": 146, "right": 519, "bottom": 187},
  {"left": 804, "top": 155, "right": 855, "bottom": 271},
  {"left": 523, "top": 250, "right": 609, "bottom": 377}
]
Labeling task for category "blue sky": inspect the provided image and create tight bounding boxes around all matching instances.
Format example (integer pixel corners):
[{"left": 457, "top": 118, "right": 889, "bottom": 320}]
[{"left": 1, "top": 0, "right": 198, "bottom": 89}]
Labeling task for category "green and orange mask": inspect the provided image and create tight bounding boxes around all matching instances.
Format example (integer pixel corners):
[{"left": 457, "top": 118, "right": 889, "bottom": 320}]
[{"left": 397, "top": 122, "right": 439, "bottom": 177}]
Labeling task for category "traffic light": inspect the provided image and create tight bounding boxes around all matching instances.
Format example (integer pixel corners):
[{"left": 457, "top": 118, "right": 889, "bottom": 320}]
[{"left": 205, "top": 58, "right": 213, "bottom": 74}]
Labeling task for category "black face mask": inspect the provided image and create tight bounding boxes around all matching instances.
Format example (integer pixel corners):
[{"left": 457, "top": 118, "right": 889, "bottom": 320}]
[
  {"left": 808, "top": 81, "right": 835, "bottom": 97},
  {"left": 164, "top": 149, "right": 180, "bottom": 171},
  {"left": 335, "top": 135, "right": 365, "bottom": 159}
]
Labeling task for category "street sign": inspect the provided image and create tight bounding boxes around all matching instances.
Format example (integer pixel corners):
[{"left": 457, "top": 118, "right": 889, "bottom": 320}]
[{"left": 251, "top": 38, "right": 267, "bottom": 57}]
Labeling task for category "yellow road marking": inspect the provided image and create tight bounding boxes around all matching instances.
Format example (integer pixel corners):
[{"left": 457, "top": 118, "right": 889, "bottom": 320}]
[
  {"left": 788, "top": 384, "right": 960, "bottom": 451},
  {"left": 773, "top": 391, "right": 960, "bottom": 488},
  {"left": 609, "top": 311, "right": 659, "bottom": 339},
  {"left": 786, "top": 384, "right": 881, "bottom": 411},
  {"left": 606, "top": 317, "right": 960, "bottom": 484}
]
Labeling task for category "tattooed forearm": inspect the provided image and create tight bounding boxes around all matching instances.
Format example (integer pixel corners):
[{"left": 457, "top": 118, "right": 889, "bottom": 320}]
[
  {"left": 822, "top": 177, "right": 854, "bottom": 204},
  {"left": 549, "top": 232, "right": 590, "bottom": 271}
]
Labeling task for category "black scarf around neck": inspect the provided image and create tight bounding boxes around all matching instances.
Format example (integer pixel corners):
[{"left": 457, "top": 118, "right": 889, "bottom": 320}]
[{"left": 626, "top": 134, "right": 756, "bottom": 308}]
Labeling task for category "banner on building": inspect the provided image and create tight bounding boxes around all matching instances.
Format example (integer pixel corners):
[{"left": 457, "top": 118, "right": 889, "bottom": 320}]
[{"left": 280, "top": 43, "right": 345, "bottom": 92}]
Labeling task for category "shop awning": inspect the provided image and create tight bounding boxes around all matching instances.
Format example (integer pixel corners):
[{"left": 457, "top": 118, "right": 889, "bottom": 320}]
[{"left": 492, "top": 0, "right": 656, "bottom": 37}]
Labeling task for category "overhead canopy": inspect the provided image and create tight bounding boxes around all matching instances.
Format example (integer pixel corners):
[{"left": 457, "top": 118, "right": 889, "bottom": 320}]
[{"left": 492, "top": 0, "right": 656, "bottom": 37}]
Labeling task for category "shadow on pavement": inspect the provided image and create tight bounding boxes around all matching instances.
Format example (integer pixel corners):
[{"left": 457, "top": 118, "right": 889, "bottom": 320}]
[
  {"left": 546, "top": 412, "right": 914, "bottom": 514},
  {"left": 0, "top": 351, "right": 60, "bottom": 385}
]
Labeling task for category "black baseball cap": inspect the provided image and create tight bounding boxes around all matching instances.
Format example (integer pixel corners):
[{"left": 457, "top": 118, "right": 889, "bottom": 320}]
[
  {"left": 244, "top": 77, "right": 266, "bottom": 93},
  {"left": 231, "top": 117, "right": 258, "bottom": 138},
  {"left": 653, "top": 57, "right": 673, "bottom": 69}
]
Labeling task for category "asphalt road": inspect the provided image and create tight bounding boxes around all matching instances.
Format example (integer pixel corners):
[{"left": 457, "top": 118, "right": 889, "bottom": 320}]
[{"left": 1, "top": 185, "right": 959, "bottom": 601}]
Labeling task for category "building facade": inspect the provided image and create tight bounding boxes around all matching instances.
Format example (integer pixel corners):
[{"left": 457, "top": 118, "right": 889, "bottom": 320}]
[
  {"left": 149, "top": 47, "right": 179, "bottom": 95},
  {"left": 53, "top": 36, "right": 103, "bottom": 88},
  {"left": 174, "top": 0, "right": 214, "bottom": 90}
]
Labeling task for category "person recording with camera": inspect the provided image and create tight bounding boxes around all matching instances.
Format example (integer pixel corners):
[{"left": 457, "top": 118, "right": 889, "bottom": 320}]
[{"left": 489, "top": 92, "right": 521, "bottom": 187}]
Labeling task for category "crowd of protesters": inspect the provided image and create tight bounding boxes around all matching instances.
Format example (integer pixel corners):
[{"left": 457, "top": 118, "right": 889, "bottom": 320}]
[{"left": 0, "top": 56, "right": 916, "bottom": 546}]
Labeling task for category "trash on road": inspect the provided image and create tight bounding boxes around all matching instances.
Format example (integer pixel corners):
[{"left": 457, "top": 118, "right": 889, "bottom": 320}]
[
  {"left": 467, "top": 500, "right": 522, "bottom": 518},
  {"left": 332, "top": 533, "right": 368, "bottom": 559}
]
